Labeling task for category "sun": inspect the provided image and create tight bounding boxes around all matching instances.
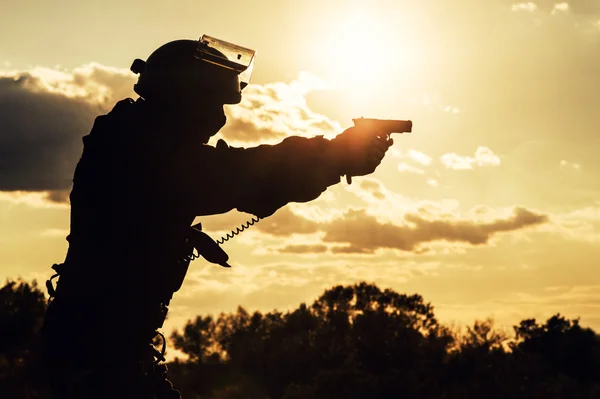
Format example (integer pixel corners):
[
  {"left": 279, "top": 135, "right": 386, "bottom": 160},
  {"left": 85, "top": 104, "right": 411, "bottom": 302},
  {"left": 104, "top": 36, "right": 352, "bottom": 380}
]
[
  {"left": 310, "top": 4, "right": 427, "bottom": 116},
  {"left": 321, "top": 10, "right": 398, "bottom": 91}
]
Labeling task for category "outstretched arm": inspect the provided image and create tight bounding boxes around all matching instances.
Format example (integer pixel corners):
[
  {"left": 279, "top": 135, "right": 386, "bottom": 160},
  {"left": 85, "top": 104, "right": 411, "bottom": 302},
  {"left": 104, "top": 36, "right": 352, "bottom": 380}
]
[
  {"left": 223, "top": 135, "right": 343, "bottom": 218},
  {"left": 171, "top": 128, "right": 392, "bottom": 218}
]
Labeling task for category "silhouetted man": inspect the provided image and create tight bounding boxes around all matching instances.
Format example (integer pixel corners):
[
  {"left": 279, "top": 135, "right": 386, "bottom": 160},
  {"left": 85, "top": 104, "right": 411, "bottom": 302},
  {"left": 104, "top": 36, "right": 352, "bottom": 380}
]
[{"left": 42, "top": 35, "right": 393, "bottom": 398}]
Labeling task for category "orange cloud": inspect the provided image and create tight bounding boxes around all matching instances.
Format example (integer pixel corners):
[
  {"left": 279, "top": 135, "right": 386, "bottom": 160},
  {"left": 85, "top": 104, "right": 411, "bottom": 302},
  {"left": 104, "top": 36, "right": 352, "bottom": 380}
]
[
  {"left": 254, "top": 207, "right": 321, "bottom": 237},
  {"left": 279, "top": 244, "right": 328, "bottom": 254},
  {"left": 322, "top": 207, "right": 548, "bottom": 253},
  {"left": 358, "top": 180, "right": 386, "bottom": 200},
  {"left": 249, "top": 201, "right": 549, "bottom": 255}
]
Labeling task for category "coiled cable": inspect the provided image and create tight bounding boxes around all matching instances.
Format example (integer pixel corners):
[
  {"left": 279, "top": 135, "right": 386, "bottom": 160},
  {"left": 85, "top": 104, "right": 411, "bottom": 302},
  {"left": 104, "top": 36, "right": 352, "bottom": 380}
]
[
  {"left": 216, "top": 216, "right": 261, "bottom": 245},
  {"left": 180, "top": 216, "right": 262, "bottom": 264},
  {"left": 181, "top": 247, "right": 201, "bottom": 263}
]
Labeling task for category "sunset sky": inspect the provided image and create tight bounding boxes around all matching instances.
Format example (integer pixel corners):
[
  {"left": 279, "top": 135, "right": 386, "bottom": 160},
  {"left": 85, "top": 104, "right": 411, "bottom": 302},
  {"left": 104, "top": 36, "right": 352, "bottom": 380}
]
[{"left": 1, "top": 0, "right": 600, "bottom": 349}]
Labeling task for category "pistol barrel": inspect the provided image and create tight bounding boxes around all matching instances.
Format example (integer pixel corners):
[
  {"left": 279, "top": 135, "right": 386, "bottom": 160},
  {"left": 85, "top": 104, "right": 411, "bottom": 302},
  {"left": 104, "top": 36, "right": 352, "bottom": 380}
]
[{"left": 352, "top": 117, "right": 413, "bottom": 133}]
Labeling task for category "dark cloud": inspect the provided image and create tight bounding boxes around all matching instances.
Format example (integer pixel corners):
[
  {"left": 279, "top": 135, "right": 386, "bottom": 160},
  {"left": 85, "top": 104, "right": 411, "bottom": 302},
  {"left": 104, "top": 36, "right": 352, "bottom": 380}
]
[
  {"left": 278, "top": 244, "right": 328, "bottom": 254},
  {"left": 330, "top": 245, "right": 375, "bottom": 255},
  {"left": 46, "top": 190, "right": 70, "bottom": 204},
  {"left": 255, "top": 207, "right": 321, "bottom": 236},
  {"left": 255, "top": 205, "right": 549, "bottom": 254},
  {"left": 0, "top": 64, "right": 136, "bottom": 194},
  {"left": 0, "top": 65, "right": 339, "bottom": 198},
  {"left": 0, "top": 74, "right": 99, "bottom": 191},
  {"left": 322, "top": 207, "right": 548, "bottom": 253}
]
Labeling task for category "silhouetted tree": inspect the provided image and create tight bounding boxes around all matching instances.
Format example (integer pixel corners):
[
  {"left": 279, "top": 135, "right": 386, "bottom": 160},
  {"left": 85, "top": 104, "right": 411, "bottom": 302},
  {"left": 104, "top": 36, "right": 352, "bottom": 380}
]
[
  {"left": 0, "top": 279, "right": 49, "bottom": 398},
  {"left": 2, "top": 277, "right": 599, "bottom": 399},
  {"left": 170, "top": 282, "right": 600, "bottom": 399},
  {"left": 511, "top": 314, "right": 600, "bottom": 395},
  {"left": 171, "top": 283, "right": 455, "bottom": 398}
]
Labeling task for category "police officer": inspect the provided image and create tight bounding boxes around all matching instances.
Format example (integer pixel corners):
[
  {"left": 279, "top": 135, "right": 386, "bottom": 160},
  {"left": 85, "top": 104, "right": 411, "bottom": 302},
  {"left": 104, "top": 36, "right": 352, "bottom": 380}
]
[{"left": 41, "top": 36, "right": 393, "bottom": 398}]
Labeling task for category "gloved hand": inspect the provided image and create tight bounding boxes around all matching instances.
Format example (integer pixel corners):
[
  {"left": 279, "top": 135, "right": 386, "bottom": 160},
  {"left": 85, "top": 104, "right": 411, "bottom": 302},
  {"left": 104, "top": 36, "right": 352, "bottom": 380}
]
[{"left": 330, "top": 126, "right": 394, "bottom": 179}]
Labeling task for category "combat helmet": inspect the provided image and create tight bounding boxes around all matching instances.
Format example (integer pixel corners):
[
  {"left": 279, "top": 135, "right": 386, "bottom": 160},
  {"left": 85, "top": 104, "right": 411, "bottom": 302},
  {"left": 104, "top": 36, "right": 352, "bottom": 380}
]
[{"left": 130, "top": 35, "right": 256, "bottom": 105}]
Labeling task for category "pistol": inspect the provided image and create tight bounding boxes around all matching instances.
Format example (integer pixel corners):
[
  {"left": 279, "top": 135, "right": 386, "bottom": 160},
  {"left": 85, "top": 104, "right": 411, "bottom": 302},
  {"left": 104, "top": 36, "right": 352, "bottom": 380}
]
[
  {"left": 344, "top": 117, "right": 413, "bottom": 184},
  {"left": 352, "top": 117, "right": 413, "bottom": 138}
]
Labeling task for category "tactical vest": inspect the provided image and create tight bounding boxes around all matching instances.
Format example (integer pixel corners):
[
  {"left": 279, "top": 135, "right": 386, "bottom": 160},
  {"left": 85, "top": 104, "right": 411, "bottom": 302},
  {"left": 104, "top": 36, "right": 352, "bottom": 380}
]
[{"left": 58, "top": 98, "right": 196, "bottom": 309}]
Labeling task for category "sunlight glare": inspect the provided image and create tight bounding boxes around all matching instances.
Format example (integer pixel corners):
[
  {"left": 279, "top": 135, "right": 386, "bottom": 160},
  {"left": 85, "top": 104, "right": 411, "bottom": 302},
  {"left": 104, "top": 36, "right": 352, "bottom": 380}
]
[
  {"left": 318, "top": 6, "right": 424, "bottom": 114},
  {"left": 324, "top": 11, "right": 389, "bottom": 90}
]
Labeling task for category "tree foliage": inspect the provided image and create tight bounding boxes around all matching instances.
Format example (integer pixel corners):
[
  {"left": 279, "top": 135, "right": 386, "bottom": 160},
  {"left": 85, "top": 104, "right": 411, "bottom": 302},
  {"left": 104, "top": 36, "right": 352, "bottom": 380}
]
[
  {"left": 0, "top": 279, "right": 49, "bottom": 398},
  {"left": 1, "top": 279, "right": 599, "bottom": 399},
  {"left": 169, "top": 282, "right": 600, "bottom": 399}
]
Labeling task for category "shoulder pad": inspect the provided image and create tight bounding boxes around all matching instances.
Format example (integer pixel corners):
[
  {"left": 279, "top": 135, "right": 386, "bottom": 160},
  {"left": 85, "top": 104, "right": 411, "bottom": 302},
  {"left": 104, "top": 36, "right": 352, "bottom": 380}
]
[
  {"left": 216, "top": 139, "right": 229, "bottom": 149},
  {"left": 109, "top": 98, "right": 135, "bottom": 116},
  {"left": 86, "top": 98, "right": 135, "bottom": 140}
]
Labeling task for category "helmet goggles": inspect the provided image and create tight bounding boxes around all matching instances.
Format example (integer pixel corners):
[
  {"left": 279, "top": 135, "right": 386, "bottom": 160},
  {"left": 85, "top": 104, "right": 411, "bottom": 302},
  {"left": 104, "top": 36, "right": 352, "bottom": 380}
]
[{"left": 195, "top": 35, "right": 256, "bottom": 91}]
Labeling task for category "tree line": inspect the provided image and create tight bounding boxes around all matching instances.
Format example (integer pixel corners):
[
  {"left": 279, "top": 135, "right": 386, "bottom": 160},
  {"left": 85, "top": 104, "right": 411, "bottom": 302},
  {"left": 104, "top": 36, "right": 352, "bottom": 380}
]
[{"left": 1, "top": 279, "right": 599, "bottom": 398}]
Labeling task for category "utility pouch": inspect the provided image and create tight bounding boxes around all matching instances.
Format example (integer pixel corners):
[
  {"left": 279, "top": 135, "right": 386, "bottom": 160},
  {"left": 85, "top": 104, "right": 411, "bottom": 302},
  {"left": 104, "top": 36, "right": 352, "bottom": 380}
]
[{"left": 46, "top": 263, "right": 66, "bottom": 299}]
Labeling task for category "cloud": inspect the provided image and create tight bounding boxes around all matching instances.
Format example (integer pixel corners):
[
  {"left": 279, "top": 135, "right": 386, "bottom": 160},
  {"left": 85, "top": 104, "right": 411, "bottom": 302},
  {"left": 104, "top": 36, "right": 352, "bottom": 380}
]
[
  {"left": 388, "top": 149, "right": 433, "bottom": 175},
  {"left": 330, "top": 245, "right": 374, "bottom": 254},
  {"left": 509, "top": 1, "right": 596, "bottom": 14},
  {"left": 219, "top": 72, "right": 342, "bottom": 145},
  {"left": 408, "top": 149, "right": 432, "bottom": 165},
  {"left": 278, "top": 244, "right": 328, "bottom": 254},
  {"left": 440, "top": 147, "right": 501, "bottom": 170},
  {"left": 560, "top": 159, "right": 581, "bottom": 169},
  {"left": 443, "top": 106, "right": 461, "bottom": 114},
  {"left": 397, "top": 162, "right": 426, "bottom": 174},
  {"left": 553, "top": 3, "right": 570, "bottom": 13},
  {"left": 511, "top": 1, "right": 600, "bottom": 15},
  {"left": 357, "top": 179, "right": 386, "bottom": 200},
  {"left": 389, "top": 148, "right": 433, "bottom": 165},
  {"left": 321, "top": 207, "right": 548, "bottom": 254},
  {"left": 393, "top": 1, "right": 600, "bottom": 160},
  {"left": 342, "top": 176, "right": 467, "bottom": 225},
  {"left": 567, "top": 202, "right": 600, "bottom": 220},
  {"left": 249, "top": 195, "right": 549, "bottom": 255},
  {"left": 542, "top": 201, "right": 600, "bottom": 242},
  {"left": 254, "top": 207, "right": 321, "bottom": 236},
  {"left": 511, "top": 2, "right": 538, "bottom": 12},
  {"left": 0, "top": 191, "right": 69, "bottom": 209},
  {"left": 0, "top": 64, "right": 343, "bottom": 201},
  {"left": 0, "top": 64, "right": 136, "bottom": 194},
  {"left": 170, "top": 257, "right": 435, "bottom": 320}
]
